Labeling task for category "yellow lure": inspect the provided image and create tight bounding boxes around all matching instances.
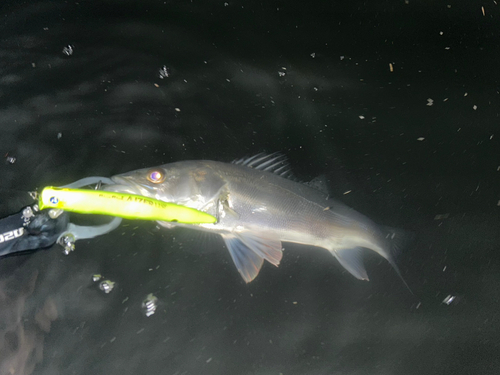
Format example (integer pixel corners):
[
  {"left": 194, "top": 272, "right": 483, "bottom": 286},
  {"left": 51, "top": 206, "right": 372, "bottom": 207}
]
[{"left": 39, "top": 187, "right": 217, "bottom": 224}]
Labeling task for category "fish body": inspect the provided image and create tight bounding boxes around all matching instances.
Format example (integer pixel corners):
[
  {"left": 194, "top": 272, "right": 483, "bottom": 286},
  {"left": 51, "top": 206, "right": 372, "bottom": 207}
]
[{"left": 108, "top": 154, "right": 408, "bottom": 286}]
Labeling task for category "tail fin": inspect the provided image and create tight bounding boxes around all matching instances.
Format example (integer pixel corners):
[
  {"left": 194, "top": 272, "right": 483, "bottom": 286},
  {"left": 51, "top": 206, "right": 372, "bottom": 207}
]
[
  {"left": 328, "top": 227, "right": 414, "bottom": 294},
  {"left": 383, "top": 228, "right": 414, "bottom": 294}
]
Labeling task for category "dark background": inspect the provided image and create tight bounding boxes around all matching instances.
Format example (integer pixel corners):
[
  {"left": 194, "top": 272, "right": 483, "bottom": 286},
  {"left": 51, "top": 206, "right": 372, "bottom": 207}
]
[{"left": 0, "top": 1, "right": 499, "bottom": 374}]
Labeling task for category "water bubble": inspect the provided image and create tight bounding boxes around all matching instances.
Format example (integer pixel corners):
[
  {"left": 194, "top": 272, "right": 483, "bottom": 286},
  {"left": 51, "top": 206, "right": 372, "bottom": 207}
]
[
  {"left": 22, "top": 206, "right": 34, "bottom": 220},
  {"left": 62, "top": 45, "right": 74, "bottom": 56},
  {"left": 159, "top": 65, "right": 170, "bottom": 79},
  {"left": 58, "top": 233, "right": 76, "bottom": 254},
  {"left": 142, "top": 293, "right": 158, "bottom": 317},
  {"left": 48, "top": 209, "right": 64, "bottom": 219},
  {"left": 99, "top": 280, "right": 115, "bottom": 294}
]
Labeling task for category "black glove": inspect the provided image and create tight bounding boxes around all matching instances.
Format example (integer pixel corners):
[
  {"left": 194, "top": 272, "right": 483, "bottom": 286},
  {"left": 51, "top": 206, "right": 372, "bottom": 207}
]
[{"left": 0, "top": 206, "right": 69, "bottom": 257}]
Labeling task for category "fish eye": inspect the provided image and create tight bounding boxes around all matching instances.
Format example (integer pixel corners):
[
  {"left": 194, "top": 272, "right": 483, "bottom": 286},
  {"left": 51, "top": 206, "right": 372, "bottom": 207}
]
[{"left": 147, "top": 170, "right": 165, "bottom": 183}]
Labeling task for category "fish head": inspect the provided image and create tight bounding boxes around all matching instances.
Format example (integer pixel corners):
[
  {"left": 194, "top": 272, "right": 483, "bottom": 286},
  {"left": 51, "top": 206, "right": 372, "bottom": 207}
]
[
  {"left": 109, "top": 164, "right": 185, "bottom": 202},
  {"left": 108, "top": 162, "right": 226, "bottom": 212}
]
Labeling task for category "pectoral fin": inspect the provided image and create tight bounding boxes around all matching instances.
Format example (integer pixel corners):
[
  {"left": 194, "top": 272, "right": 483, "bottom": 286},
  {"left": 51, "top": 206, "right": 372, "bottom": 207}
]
[
  {"left": 331, "top": 247, "right": 369, "bottom": 281},
  {"left": 222, "top": 234, "right": 264, "bottom": 283},
  {"left": 235, "top": 232, "right": 283, "bottom": 266},
  {"left": 221, "top": 232, "right": 283, "bottom": 283}
]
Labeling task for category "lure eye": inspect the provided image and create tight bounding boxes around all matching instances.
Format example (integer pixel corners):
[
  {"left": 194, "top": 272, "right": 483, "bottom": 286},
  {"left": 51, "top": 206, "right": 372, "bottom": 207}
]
[{"left": 147, "top": 170, "right": 165, "bottom": 184}]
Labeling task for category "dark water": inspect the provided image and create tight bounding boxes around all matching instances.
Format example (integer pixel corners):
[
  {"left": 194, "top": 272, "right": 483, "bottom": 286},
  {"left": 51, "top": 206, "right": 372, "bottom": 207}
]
[{"left": 1, "top": 1, "right": 499, "bottom": 374}]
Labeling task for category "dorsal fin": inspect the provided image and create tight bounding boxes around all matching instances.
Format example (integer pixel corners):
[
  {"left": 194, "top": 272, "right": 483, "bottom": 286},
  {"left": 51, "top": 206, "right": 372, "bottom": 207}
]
[
  {"left": 303, "top": 175, "right": 329, "bottom": 194},
  {"left": 232, "top": 153, "right": 296, "bottom": 180}
]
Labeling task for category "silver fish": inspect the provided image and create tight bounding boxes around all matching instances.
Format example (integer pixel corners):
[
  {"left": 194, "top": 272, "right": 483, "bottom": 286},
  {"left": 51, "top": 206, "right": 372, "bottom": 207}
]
[{"left": 108, "top": 153, "right": 410, "bottom": 289}]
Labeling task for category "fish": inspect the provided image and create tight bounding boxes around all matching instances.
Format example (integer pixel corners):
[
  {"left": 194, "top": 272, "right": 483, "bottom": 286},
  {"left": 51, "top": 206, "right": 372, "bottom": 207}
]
[{"left": 107, "top": 153, "right": 411, "bottom": 289}]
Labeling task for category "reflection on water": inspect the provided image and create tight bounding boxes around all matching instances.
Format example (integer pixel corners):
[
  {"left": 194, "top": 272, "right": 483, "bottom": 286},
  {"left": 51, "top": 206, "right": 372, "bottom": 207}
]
[
  {"left": 1, "top": 0, "right": 499, "bottom": 374},
  {"left": 0, "top": 270, "right": 57, "bottom": 375}
]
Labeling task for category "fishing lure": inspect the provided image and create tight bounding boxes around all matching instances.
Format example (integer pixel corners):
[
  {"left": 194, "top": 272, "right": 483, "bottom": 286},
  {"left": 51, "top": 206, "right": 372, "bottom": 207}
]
[{"left": 39, "top": 187, "right": 217, "bottom": 224}]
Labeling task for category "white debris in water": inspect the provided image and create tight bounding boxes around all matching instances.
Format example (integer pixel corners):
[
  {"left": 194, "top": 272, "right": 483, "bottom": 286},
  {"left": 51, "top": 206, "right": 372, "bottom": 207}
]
[
  {"left": 434, "top": 213, "right": 449, "bottom": 220},
  {"left": 426, "top": 98, "right": 434, "bottom": 106},
  {"left": 159, "top": 65, "right": 170, "bottom": 79},
  {"left": 310, "top": 52, "right": 316, "bottom": 58},
  {"left": 92, "top": 274, "right": 103, "bottom": 282},
  {"left": 442, "top": 295, "right": 456, "bottom": 305},
  {"left": 62, "top": 45, "right": 74, "bottom": 56},
  {"left": 5, "top": 156, "right": 16, "bottom": 164},
  {"left": 99, "top": 280, "right": 115, "bottom": 294},
  {"left": 473, "top": 105, "right": 477, "bottom": 110},
  {"left": 359, "top": 115, "right": 365, "bottom": 119},
  {"left": 278, "top": 71, "right": 286, "bottom": 77},
  {"left": 417, "top": 137, "right": 425, "bottom": 141},
  {"left": 142, "top": 293, "right": 159, "bottom": 317},
  {"left": 57, "top": 132, "right": 62, "bottom": 139}
]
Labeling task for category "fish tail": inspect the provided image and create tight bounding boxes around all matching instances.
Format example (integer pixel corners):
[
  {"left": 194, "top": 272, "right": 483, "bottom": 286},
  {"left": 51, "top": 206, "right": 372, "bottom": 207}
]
[
  {"left": 382, "top": 227, "right": 414, "bottom": 294},
  {"left": 327, "top": 227, "right": 414, "bottom": 294}
]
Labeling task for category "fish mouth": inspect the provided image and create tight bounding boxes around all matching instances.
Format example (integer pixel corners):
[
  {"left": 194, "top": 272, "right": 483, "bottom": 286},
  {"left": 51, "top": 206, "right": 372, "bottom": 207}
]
[
  {"left": 104, "top": 176, "right": 144, "bottom": 195},
  {"left": 106, "top": 175, "right": 171, "bottom": 203}
]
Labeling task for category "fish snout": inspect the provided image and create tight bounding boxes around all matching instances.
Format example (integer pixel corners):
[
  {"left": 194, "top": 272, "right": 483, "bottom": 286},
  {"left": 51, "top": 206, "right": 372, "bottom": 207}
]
[{"left": 105, "top": 176, "right": 143, "bottom": 195}]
